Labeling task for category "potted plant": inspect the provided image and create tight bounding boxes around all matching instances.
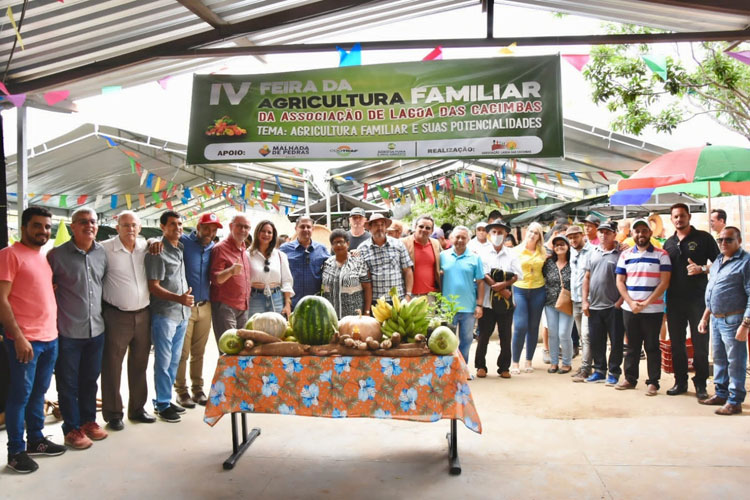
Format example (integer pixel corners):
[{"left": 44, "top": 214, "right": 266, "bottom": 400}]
[{"left": 426, "top": 292, "right": 460, "bottom": 337}]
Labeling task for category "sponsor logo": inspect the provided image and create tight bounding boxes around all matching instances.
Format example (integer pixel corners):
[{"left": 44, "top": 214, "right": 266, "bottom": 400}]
[
  {"left": 387, "top": 143, "right": 396, "bottom": 150},
  {"left": 259, "top": 145, "right": 270, "bottom": 156},
  {"left": 490, "top": 139, "right": 517, "bottom": 152},
  {"left": 266, "top": 144, "right": 311, "bottom": 157},
  {"left": 331, "top": 145, "right": 358, "bottom": 157},
  {"left": 426, "top": 146, "right": 475, "bottom": 154},
  {"left": 377, "top": 144, "right": 407, "bottom": 157}
]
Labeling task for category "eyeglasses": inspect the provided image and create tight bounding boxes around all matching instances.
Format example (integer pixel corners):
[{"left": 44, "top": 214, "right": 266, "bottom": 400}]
[
  {"left": 717, "top": 237, "right": 736, "bottom": 244},
  {"left": 417, "top": 224, "right": 433, "bottom": 230},
  {"left": 75, "top": 219, "right": 97, "bottom": 225},
  {"left": 264, "top": 259, "right": 270, "bottom": 272}
]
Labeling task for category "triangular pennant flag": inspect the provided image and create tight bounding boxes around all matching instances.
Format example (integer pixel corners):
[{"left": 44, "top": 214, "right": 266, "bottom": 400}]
[
  {"left": 726, "top": 51, "right": 750, "bottom": 66},
  {"left": 138, "top": 193, "right": 146, "bottom": 208},
  {"left": 166, "top": 200, "right": 174, "bottom": 210},
  {"left": 529, "top": 173, "right": 538, "bottom": 185},
  {"left": 362, "top": 183, "right": 368, "bottom": 200},
  {"left": 570, "top": 172, "right": 580, "bottom": 183},
  {"left": 157, "top": 76, "right": 172, "bottom": 90},
  {"left": 146, "top": 173, "right": 154, "bottom": 188},
  {"left": 260, "top": 180, "right": 268, "bottom": 200},
  {"left": 152, "top": 192, "right": 161, "bottom": 203},
  {"left": 0, "top": 82, "right": 8, "bottom": 95},
  {"left": 161, "top": 190, "right": 168, "bottom": 201},
  {"left": 167, "top": 181, "right": 174, "bottom": 192},
  {"left": 497, "top": 184, "right": 505, "bottom": 195},
  {"left": 6, "top": 6, "right": 24, "bottom": 50},
  {"left": 95, "top": 194, "right": 103, "bottom": 208},
  {"left": 272, "top": 192, "right": 280, "bottom": 205},
  {"left": 184, "top": 187, "right": 192, "bottom": 200},
  {"left": 125, "top": 194, "right": 132, "bottom": 209},
  {"left": 527, "top": 188, "right": 537, "bottom": 199},
  {"left": 511, "top": 186, "right": 519, "bottom": 200},
  {"left": 154, "top": 177, "right": 162, "bottom": 192},
  {"left": 54, "top": 222, "right": 71, "bottom": 247},
  {"left": 110, "top": 195, "right": 118, "bottom": 210},
  {"left": 501, "top": 164, "right": 507, "bottom": 179},
  {"left": 423, "top": 46, "right": 443, "bottom": 61},
  {"left": 616, "top": 170, "right": 630, "bottom": 178},
  {"left": 539, "top": 192, "right": 548, "bottom": 200},
  {"left": 275, "top": 175, "right": 283, "bottom": 192},
  {"left": 641, "top": 55, "right": 668, "bottom": 80},
  {"left": 599, "top": 171, "right": 608, "bottom": 181},
  {"left": 129, "top": 158, "right": 136, "bottom": 173},
  {"left": 140, "top": 170, "right": 148, "bottom": 186},
  {"left": 6, "top": 94, "right": 26, "bottom": 107},
  {"left": 123, "top": 151, "right": 139, "bottom": 158},
  {"left": 377, "top": 185, "right": 389, "bottom": 199},
  {"left": 101, "top": 85, "right": 122, "bottom": 94},
  {"left": 515, "top": 173, "right": 521, "bottom": 187},
  {"left": 337, "top": 42, "right": 361, "bottom": 67},
  {"left": 43, "top": 90, "right": 70, "bottom": 106},
  {"left": 284, "top": 206, "right": 289, "bottom": 215},
  {"left": 543, "top": 173, "right": 551, "bottom": 184},
  {"left": 42, "top": 194, "right": 52, "bottom": 202},
  {"left": 556, "top": 172, "right": 563, "bottom": 184},
  {"left": 59, "top": 195, "right": 68, "bottom": 208},
  {"left": 290, "top": 194, "right": 299, "bottom": 206},
  {"left": 135, "top": 162, "right": 142, "bottom": 176},
  {"left": 499, "top": 42, "right": 516, "bottom": 55},
  {"left": 561, "top": 54, "right": 590, "bottom": 71},
  {"left": 77, "top": 194, "right": 88, "bottom": 205}
]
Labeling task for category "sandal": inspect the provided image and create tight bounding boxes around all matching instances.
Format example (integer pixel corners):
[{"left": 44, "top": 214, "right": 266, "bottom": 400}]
[
  {"left": 547, "top": 366, "right": 559, "bottom": 373},
  {"left": 558, "top": 366, "right": 572, "bottom": 374},
  {"left": 510, "top": 366, "right": 521, "bottom": 375},
  {"left": 524, "top": 362, "right": 534, "bottom": 373}
]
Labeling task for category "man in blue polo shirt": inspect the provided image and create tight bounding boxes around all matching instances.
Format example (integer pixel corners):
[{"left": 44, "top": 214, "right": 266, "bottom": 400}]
[
  {"left": 615, "top": 218, "right": 672, "bottom": 396},
  {"left": 440, "top": 225, "right": 485, "bottom": 367}
]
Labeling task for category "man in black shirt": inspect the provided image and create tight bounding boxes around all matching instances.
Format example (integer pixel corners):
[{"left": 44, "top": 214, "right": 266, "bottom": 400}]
[{"left": 663, "top": 203, "right": 719, "bottom": 399}]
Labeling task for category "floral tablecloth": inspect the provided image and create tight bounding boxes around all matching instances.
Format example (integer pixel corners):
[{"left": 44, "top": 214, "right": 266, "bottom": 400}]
[{"left": 204, "top": 353, "right": 482, "bottom": 433}]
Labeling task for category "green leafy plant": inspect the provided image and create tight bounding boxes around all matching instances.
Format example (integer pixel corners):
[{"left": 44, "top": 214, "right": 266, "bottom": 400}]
[{"left": 427, "top": 292, "right": 461, "bottom": 325}]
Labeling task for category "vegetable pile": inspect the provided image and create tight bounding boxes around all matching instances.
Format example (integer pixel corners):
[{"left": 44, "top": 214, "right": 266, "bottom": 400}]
[{"left": 205, "top": 116, "right": 247, "bottom": 136}]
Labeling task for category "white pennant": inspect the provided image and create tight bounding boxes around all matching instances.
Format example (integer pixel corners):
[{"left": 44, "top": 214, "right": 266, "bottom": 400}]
[
  {"left": 95, "top": 194, "right": 103, "bottom": 208},
  {"left": 512, "top": 186, "right": 519, "bottom": 200},
  {"left": 140, "top": 170, "right": 148, "bottom": 186}
]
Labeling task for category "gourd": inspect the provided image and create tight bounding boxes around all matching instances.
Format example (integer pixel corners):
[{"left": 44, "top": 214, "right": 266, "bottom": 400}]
[{"left": 246, "top": 312, "right": 287, "bottom": 338}]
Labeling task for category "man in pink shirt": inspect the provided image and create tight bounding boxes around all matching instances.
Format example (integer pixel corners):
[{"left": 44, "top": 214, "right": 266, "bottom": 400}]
[
  {"left": 0, "top": 207, "right": 66, "bottom": 474},
  {"left": 210, "top": 214, "right": 252, "bottom": 341}
]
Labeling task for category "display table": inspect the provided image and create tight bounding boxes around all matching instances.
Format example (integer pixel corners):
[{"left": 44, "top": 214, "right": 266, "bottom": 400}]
[{"left": 204, "top": 352, "right": 482, "bottom": 474}]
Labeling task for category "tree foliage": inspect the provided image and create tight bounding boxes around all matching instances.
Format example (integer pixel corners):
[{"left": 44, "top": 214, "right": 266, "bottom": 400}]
[
  {"left": 401, "top": 196, "right": 490, "bottom": 229},
  {"left": 583, "top": 24, "right": 750, "bottom": 141}
]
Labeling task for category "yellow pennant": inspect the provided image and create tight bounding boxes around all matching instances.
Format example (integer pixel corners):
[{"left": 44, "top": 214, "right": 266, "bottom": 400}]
[
  {"left": 556, "top": 172, "right": 563, "bottom": 185},
  {"left": 499, "top": 42, "right": 516, "bottom": 55},
  {"left": 6, "top": 7, "right": 24, "bottom": 50},
  {"left": 154, "top": 177, "right": 162, "bottom": 192},
  {"left": 125, "top": 194, "right": 132, "bottom": 209},
  {"left": 272, "top": 192, "right": 280, "bottom": 205}
]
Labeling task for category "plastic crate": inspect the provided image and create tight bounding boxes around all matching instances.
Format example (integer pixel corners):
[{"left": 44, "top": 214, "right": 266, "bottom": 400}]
[{"left": 659, "top": 338, "right": 694, "bottom": 374}]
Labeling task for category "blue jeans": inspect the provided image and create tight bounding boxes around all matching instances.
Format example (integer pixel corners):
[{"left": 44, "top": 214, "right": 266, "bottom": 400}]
[
  {"left": 711, "top": 314, "right": 747, "bottom": 405},
  {"left": 453, "top": 312, "right": 476, "bottom": 365},
  {"left": 545, "top": 306, "right": 574, "bottom": 367},
  {"left": 151, "top": 314, "right": 188, "bottom": 411},
  {"left": 56, "top": 335, "right": 105, "bottom": 435},
  {"left": 3, "top": 338, "right": 58, "bottom": 455},
  {"left": 512, "top": 286, "right": 546, "bottom": 363},
  {"left": 248, "top": 289, "right": 283, "bottom": 315}
]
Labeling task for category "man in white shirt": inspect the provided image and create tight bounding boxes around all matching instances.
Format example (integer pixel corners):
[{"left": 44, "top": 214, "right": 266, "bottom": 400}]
[
  {"left": 467, "top": 222, "right": 491, "bottom": 255},
  {"left": 100, "top": 211, "right": 155, "bottom": 431},
  {"left": 477, "top": 220, "right": 522, "bottom": 378}
]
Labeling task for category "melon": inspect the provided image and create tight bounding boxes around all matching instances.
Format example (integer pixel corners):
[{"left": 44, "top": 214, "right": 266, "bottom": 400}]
[{"left": 290, "top": 296, "right": 338, "bottom": 345}]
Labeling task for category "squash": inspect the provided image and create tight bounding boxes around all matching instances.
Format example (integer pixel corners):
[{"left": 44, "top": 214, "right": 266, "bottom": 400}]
[
  {"left": 245, "top": 312, "right": 288, "bottom": 339},
  {"left": 338, "top": 313, "right": 382, "bottom": 342}
]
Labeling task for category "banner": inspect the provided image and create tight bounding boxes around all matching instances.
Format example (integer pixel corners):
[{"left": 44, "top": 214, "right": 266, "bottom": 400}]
[{"left": 187, "top": 55, "right": 564, "bottom": 163}]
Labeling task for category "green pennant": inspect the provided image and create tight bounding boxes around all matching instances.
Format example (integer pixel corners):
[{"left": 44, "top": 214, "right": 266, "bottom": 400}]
[
  {"left": 616, "top": 170, "right": 630, "bottom": 179},
  {"left": 152, "top": 192, "right": 161, "bottom": 203},
  {"left": 129, "top": 158, "right": 136, "bottom": 173},
  {"left": 529, "top": 173, "right": 538, "bottom": 185},
  {"left": 59, "top": 195, "right": 67, "bottom": 208},
  {"left": 377, "top": 185, "right": 389, "bottom": 199},
  {"left": 641, "top": 55, "right": 667, "bottom": 80},
  {"left": 253, "top": 180, "right": 260, "bottom": 198}
]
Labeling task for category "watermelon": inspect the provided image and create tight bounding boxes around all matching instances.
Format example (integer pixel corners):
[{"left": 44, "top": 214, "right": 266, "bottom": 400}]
[{"left": 291, "top": 296, "right": 338, "bottom": 345}]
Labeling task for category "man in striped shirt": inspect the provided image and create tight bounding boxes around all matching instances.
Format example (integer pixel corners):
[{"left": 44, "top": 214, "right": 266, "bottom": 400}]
[{"left": 614, "top": 218, "right": 672, "bottom": 396}]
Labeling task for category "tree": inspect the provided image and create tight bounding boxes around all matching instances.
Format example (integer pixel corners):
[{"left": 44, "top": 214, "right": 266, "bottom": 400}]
[
  {"left": 583, "top": 24, "right": 750, "bottom": 141},
  {"left": 401, "top": 196, "right": 490, "bottom": 229}
]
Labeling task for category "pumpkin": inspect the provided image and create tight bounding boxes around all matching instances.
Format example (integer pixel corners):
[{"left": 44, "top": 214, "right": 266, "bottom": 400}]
[
  {"left": 338, "top": 314, "right": 382, "bottom": 342},
  {"left": 290, "top": 296, "right": 338, "bottom": 345},
  {"left": 245, "top": 312, "right": 287, "bottom": 339}
]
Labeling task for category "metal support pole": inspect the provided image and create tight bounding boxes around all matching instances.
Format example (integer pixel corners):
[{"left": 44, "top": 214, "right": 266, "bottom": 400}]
[
  {"left": 0, "top": 113, "right": 8, "bottom": 249},
  {"left": 486, "top": 0, "right": 494, "bottom": 39},
  {"left": 739, "top": 195, "right": 746, "bottom": 250},
  {"left": 326, "top": 182, "right": 332, "bottom": 229},
  {"left": 16, "top": 105, "right": 28, "bottom": 231},
  {"left": 303, "top": 179, "right": 310, "bottom": 216}
]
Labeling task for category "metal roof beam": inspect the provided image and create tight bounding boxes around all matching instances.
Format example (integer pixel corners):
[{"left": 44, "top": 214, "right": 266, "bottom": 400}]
[{"left": 176, "top": 0, "right": 228, "bottom": 29}]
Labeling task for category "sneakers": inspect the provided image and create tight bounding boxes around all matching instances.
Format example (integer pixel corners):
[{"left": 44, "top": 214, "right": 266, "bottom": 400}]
[
  {"left": 81, "top": 421, "right": 108, "bottom": 441},
  {"left": 64, "top": 429, "right": 93, "bottom": 450},
  {"left": 170, "top": 402, "right": 187, "bottom": 414},
  {"left": 572, "top": 369, "right": 591, "bottom": 383},
  {"left": 27, "top": 437, "right": 66, "bottom": 456},
  {"left": 605, "top": 374, "right": 619, "bottom": 386},
  {"left": 157, "top": 405, "right": 182, "bottom": 423},
  {"left": 585, "top": 372, "right": 606, "bottom": 383},
  {"left": 7, "top": 452, "right": 38, "bottom": 474}
]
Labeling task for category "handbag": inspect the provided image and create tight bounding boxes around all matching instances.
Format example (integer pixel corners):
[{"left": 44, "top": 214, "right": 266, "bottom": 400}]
[{"left": 554, "top": 265, "right": 573, "bottom": 315}]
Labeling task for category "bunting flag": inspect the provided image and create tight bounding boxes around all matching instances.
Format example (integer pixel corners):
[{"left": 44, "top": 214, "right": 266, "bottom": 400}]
[
  {"left": 77, "top": 194, "right": 88, "bottom": 205},
  {"left": 5, "top": 94, "right": 26, "bottom": 107},
  {"left": 641, "top": 55, "right": 667, "bottom": 80},
  {"left": 498, "top": 42, "right": 516, "bottom": 55},
  {"left": 152, "top": 192, "right": 161, "bottom": 203},
  {"left": 569, "top": 172, "right": 580, "bottom": 183},
  {"left": 423, "top": 46, "right": 443, "bottom": 61},
  {"left": 161, "top": 190, "right": 168, "bottom": 201},
  {"left": 103, "top": 136, "right": 118, "bottom": 147},
  {"left": 616, "top": 170, "right": 630, "bottom": 178},
  {"left": 101, "top": 85, "right": 122, "bottom": 94},
  {"left": 184, "top": 187, "right": 192, "bottom": 200},
  {"left": 43, "top": 90, "right": 70, "bottom": 106},
  {"left": 166, "top": 200, "right": 174, "bottom": 210},
  {"left": 54, "top": 222, "right": 71, "bottom": 247},
  {"left": 337, "top": 42, "right": 361, "bottom": 67},
  {"left": 275, "top": 175, "right": 283, "bottom": 192},
  {"left": 140, "top": 171, "right": 148, "bottom": 186},
  {"left": 515, "top": 173, "right": 521, "bottom": 187},
  {"left": 598, "top": 171, "right": 608, "bottom": 181},
  {"left": 0, "top": 82, "right": 8, "bottom": 95},
  {"left": 110, "top": 195, "right": 118, "bottom": 209},
  {"left": 362, "top": 183, "right": 368, "bottom": 200},
  {"left": 556, "top": 172, "right": 563, "bottom": 185},
  {"left": 501, "top": 164, "right": 507, "bottom": 179},
  {"left": 512, "top": 186, "right": 519, "bottom": 200},
  {"left": 260, "top": 180, "right": 268, "bottom": 200},
  {"left": 129, "top": 158, "right": 136, "bottom": 173},
  {"left": 154, "top": 177, "right": 162, "bottom": 192},
  {"left": 290, "top": 194, "right": 299, "bottom": 206},
  {"left": 125, "top": 194, "right": 132, "bottom": 209},
  {"left": 470, "top": 172, "right": 476, "bottom": 193},
  {"left": 481, "top": 173, "right": 488, "bottom": 190},
  {"left": 272, "top": 192, "right": 281, "bottom": 205},
  {"left": 95, "top": 194, "right": 103, "bottom": 207},
  {"left": 135, "top": 162, "right": 142, "bottom": 176},
  {"left": 539, "top": 192, "right": 548, "bottom": 200},
  {"left": 527, "top": 188, "right": 537, "bottom": 199},
  {"left": 377, "top": 185, "right": 389, "bottom": 199},
  {"left": 543, "top": 173, "right": 551, "bottom": 184},
  {"left": 285, "top": 206, "right": 290, "bottom": 215},
  {"left": 146, "top": 173, "right": 155, "bottom": 188},
  {"left": 138, "top": 193, "right": 146, "bottom": 208},
  {"left": 483, "top": 193, "right": 489, "bottom": 203},
  {"left": 6, "top": 6, "right": 24, "bottom": 50},
  {"left": 123, "top": 151, "right": 139, "bottom": 159},
  {"left": 157, "top": 76, "right": 172, "bottom": 90},
  {"left": 561, "top": 54, "right": 590, "bottom": 71},
  {"left": 252, "top": 180, "right": 260, "bottom": 198},
  {"left": 497, "top": 184, "right": 505, "bottom": 195},
  {"left": 726, "top": 51, "right": 750, "bottom": 66},
  {"left": 492, "top": 173, "right": 499, "bottom": 188},
  {"left": 529, "top": 173, "right": 538, "bottom": 185},
  {"left": 59, "top": 195, "right": 68, "bottom": 208}
]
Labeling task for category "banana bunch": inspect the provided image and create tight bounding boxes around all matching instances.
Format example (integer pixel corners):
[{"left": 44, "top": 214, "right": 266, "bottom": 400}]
[
  {"left": 372, "top": 297, "right": 393, "bottom": 323},
  {"left": 380, "top": 295, "right": 430, "bottom": 341}
]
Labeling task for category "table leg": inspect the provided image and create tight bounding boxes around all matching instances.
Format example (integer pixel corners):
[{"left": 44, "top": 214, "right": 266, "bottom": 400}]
[
  {"left": 446, "top": 418, "right": 461, "bottom": 475},
  {"left": 223, "top": 412, "right": 261, "bottom": 470}
]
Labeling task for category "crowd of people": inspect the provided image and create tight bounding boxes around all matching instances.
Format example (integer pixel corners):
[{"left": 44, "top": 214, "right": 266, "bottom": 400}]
[{"left": 0, "top": 203, "right": 748, "bottom": 474}]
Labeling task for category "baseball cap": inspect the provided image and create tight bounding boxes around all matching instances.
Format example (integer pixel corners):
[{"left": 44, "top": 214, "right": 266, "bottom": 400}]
[
  {"left": 598, "top": 221, "right": 616, "bottom": 232},
  {"left": 565, "top": 225, "right": 583, "bottom": 236},
  {"left": 584, "top": 214, "right": 600, "bottom": 226},
  {"left": 632, "top": 218, "right": 650, "bottom": 229},
  {"left": 197, "top": 212, "right": 223, "bottom": 228},
  {"left": 475, "top": 222, "right": 488, "bottom": 230},
  {"left": 551, "top": 235, "right": 570, "bottom": 246},
  {"left": 350, "top": 207, "right": 366, "bottom": 217}
]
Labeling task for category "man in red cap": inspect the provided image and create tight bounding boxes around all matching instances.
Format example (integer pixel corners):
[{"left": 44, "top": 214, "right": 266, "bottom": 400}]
[{"left": 174, "top": 213, "right": 222, "bottom": 408}]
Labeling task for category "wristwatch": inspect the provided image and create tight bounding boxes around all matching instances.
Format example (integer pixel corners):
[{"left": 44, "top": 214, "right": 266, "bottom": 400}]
[
  {"left": 701, "top": 265, "right": 707, "bottom": 273},
  {"left": 743, "top": 317, "right": 750, "bottom": 327}
]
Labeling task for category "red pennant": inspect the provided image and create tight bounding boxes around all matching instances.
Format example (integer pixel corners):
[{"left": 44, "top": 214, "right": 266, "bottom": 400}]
[
  {"left": 260, "top": 180, "right": 268, "bottom": 200},
  {"left": 515, "top": 173, "right": 521, "bottom": 186},
  {"left": 543, "top": 173, "right": 551, "bottom": 184},
  {"left": 161, "top": 190, "right": 168, "bottom": 201},
  {"left": 123, "top": 151, "right": 140, "bottom": 158},
  {"left": 77, "top": 194, "right": 88, "bottom": 205},
  {"left": 135, "top": 162, "right": 142, "bottom": 176},
  {"left": 362, "top": 183, "right": 368, "bottom": 200},
  {"left": 422, "top": 46, "right": 443, "bottom": 61},
  {"left": 166, "top": 200, "right": 174, "bottom": 210},
  {"left": 138, "top": 193, "right": 146, "bottom": 208},
  {"left": 562, "top": 54, "right": 590, "bottom": 71},
  {"left": 599, "top": 171, "right": 608, "bottom": 181}
]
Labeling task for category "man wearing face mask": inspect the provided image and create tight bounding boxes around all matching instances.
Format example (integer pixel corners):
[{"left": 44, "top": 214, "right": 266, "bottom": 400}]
[
  {"left": 402, "top": 215, "right": 441, "bottom": 299},
  {"left": 477, "top": 220, "right": 521, "bottom": 378}
]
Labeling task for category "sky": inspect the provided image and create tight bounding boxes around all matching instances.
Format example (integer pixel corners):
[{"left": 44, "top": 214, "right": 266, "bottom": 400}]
[{"left": 2, "top": 4, "right": 748, "bottom": 158}]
